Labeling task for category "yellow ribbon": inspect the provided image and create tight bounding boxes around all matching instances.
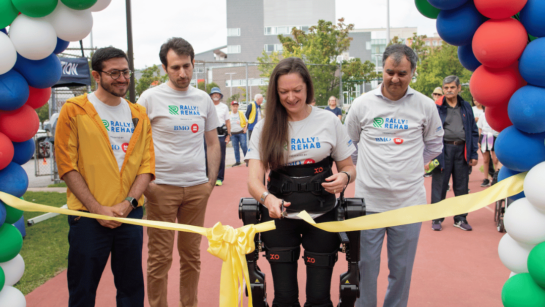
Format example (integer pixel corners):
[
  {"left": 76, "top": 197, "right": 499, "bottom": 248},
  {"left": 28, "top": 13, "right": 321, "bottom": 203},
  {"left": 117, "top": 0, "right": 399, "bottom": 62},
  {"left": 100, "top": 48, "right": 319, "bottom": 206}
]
[
  {"left": 297, "top": 172, "right": 526, "bottom": 232},
  {"left": 0, "top": 173, "right": 526, "bottom": 306},
  {"left": 0, "top": 192, "right": 275, "bottom": 307}
]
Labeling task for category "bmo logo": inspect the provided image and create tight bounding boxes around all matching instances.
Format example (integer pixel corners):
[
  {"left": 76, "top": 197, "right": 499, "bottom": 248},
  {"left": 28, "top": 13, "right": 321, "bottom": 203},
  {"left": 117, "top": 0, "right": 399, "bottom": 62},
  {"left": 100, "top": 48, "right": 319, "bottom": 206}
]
[
  {"left": 304, "top": 159, "right": 315, "bottom": 165},
  {"left": 191, "top": 124, "right": 199, "bottom": 133},
  {"left": 394, "top": 138, "right": 404, "bottom": 145},
  {"left": 122, "top": 143, "right": 129, "bottom": 153}
]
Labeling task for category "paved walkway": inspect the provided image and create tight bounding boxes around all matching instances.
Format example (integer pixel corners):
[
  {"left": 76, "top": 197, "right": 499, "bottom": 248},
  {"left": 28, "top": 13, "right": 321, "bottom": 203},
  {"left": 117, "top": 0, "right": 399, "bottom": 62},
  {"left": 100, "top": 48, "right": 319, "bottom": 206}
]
[{"left": 25, "top": 154, "right": 509, "bottom": 306}]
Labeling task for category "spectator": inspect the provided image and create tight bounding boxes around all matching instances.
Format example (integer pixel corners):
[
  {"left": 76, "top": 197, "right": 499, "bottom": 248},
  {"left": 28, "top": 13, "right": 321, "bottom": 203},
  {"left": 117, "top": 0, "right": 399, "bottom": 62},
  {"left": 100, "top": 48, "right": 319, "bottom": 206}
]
[
  {"left": 477, "top": 109, "right": 501, "bottom": 187},
  {"left": 472, "top": 99, "right": 484, "bottom": 124},
  {"left": 345, "top": 44, "right": 444, "bottom": 307},
  {"left": 210, "top": 87, "right": 231, "bottom": 186},
  {"left": 325, "top": 96, "right": 342, "bottom": 120},
  {"left": 430, "top": 75, "right": 479, "bottom": 232},
  {"left": 246, "top": 93, "right": 263, "bottom": 140},
  {"left": 137, "top": 37, "right": 221, "bottom": 307},
  {"left": 229, "top": 101, "right": 247, "bottom": 167},
  {"left": 55, "top": 47, "right": 155, "bottom": 307},
  {"left": 432, "top": 87, "right": 443, "bottom": 106}
]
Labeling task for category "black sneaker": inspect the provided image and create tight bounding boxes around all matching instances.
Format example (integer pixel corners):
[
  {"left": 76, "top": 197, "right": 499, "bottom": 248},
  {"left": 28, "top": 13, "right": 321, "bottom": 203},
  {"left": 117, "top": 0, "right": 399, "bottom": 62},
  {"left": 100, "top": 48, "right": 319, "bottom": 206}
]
[
  {"left": 432, "top": 220, "right": 442, "bottom": 231},
  {"left": 233, "top": 162, "right": 241, "bottom": 167},
  {"left": 481, "top": 179, "right": 490, "bottom": 187},
  {"left": 491, "top": 170, "right": 499, "bottom": 185},
  {"left": 454, "top": 220, "right": 472, "bottom": 231}
]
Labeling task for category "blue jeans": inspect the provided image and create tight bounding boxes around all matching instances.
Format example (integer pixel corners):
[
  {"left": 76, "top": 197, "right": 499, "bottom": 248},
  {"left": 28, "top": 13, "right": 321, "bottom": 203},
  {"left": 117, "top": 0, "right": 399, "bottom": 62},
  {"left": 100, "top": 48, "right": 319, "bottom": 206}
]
[
  {"left": 67, "top": 207, "right": 144, "bottom": 307},
  {"left": 231, "top": 133, "right": 247, "bottom": 163}
]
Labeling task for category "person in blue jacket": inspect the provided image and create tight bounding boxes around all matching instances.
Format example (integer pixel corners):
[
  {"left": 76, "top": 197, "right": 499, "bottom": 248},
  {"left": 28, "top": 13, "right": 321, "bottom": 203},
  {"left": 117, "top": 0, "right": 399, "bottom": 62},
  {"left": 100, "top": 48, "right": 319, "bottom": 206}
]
[
  {"left": 428, "top": 75, "right": 478, "bottom": 231},
  {"left": 245, "top": 93, "right": 263, "bottom": 140}
]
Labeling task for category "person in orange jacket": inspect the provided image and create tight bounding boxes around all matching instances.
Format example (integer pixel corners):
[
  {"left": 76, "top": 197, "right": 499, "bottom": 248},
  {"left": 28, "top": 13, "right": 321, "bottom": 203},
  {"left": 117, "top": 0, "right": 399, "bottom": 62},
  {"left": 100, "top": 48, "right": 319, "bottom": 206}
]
[{"left": 55, "top": 47, "right": 155, "bottom": 307}]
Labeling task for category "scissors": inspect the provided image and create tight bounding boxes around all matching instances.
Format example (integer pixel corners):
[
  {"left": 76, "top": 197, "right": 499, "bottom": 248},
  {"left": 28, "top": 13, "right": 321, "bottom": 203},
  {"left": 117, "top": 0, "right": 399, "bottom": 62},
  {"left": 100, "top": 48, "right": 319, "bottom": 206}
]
[{"left": 280, "top": 200, "right": 288, "bottom": 218}]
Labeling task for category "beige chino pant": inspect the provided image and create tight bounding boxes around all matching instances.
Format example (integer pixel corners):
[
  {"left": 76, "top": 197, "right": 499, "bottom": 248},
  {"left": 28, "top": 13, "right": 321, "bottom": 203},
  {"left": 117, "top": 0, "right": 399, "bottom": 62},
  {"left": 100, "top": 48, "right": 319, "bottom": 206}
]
[{"left": 145, "top": 182, "right": 212, "bottom": 307}]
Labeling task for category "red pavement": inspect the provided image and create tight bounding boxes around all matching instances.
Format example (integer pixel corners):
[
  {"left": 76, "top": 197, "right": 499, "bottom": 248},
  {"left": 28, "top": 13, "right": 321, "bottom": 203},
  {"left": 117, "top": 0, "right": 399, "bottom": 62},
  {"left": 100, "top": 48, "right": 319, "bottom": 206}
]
[{"left": 26, "top": 156, "right": 509, "bottom": 306}]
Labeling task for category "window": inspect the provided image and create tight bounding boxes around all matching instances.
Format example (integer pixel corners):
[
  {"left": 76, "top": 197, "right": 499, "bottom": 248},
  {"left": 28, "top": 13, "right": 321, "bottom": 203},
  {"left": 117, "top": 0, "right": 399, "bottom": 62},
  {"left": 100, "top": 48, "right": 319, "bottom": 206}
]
[
  {"left": 302, "top": 26, "right": 309, "bottom": 33},
  {"left": 276, "top": 26, "right": 290, "bottom": 35},
  {"left": 227, "top": 45, "right": 241, "bottom": 54},
  {"left": 227, "top": 28, "right": 240, "bottom": 36},
  {"left": 433, "top": 40, "right": 438, "bottom": 46},
  {"left": 366, "top": 41, "right": 371, "bottom": 50},
  {"left": 426, "top": 41, "right": 431, "bottom": 46},
  {"left": 264, "top": 44, "right": 275, "bottom": 52},
  {"left": 275, "top": 44, "right": 283, "bottom": 52},
  {"left": 264, "top": 27, "right": 276, "bottom": 35}
]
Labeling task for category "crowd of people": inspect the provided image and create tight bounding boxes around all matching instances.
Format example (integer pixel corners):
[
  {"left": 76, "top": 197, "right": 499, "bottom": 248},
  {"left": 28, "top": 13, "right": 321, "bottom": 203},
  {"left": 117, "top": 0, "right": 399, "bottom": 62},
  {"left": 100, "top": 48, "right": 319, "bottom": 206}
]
[{"left": 53, "top": 37, "right": 491, "bottom": 307}]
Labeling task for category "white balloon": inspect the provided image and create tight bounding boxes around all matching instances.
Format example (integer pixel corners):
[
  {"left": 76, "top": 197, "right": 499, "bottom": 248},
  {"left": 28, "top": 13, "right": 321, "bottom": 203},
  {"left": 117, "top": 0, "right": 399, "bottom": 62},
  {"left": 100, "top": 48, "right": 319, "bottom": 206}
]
[
  {"left": 8, "top": 14, "right": 57, "bottom": 61},
  {"left": 47, "top": 1, "right": 93, "bottom": 42},
  {"left": 0, "top": 33, "right": 17, "bottom": 75},
  {"left": 0, "top": 254, "right": 25, "bottom": 287},
  {"left": 0, "top": 286, "right": 26, "bottom": 307},
  {"left": 90, "top": 0, "right": 111, "bottom": 12},
  {"left": 498, "top": 233, "right": 535, "bottom": 273},
  {"left": 524, "top": 162, "right": 545, "bottom": 212},
  {"left": 509, "top": 272, "right": 518, "bottom": 278},
  {"left": 504, "top": 198, "right": 545, "bottom": 244}
]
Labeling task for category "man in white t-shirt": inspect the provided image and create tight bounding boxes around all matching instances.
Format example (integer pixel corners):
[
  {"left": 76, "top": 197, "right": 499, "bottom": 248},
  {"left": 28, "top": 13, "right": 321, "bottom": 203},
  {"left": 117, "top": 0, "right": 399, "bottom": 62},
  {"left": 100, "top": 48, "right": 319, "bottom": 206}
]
[
  {"left": 137, "top": 38, "right": 221, "bottom": 307},
  {"left": 209, "top": 87, "right": 230, "bottom": 186},
  {"left": 345, "top": 44, "right": 444, "bottom": 307}
]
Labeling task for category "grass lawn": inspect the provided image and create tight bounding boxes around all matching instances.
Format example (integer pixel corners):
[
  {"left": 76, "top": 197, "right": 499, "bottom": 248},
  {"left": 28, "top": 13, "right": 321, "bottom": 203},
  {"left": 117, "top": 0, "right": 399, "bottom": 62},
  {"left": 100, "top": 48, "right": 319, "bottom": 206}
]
[
  {"left": 47, "top": 182, "right": 67, "bottom": 188},
  {"left": 17, "top": 191, "right": 68, "bottom": 295}
]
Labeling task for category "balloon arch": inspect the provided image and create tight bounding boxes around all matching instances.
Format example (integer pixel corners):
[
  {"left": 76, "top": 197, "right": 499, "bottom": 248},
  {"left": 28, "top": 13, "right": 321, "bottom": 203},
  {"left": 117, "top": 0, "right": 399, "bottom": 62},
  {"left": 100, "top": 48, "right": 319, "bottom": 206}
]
[
  {"left": 415, "top": 0, "right": 545, "bottom": 305},
  {"left": 0, "top": 0, "right": 110, "bottom": 305}
]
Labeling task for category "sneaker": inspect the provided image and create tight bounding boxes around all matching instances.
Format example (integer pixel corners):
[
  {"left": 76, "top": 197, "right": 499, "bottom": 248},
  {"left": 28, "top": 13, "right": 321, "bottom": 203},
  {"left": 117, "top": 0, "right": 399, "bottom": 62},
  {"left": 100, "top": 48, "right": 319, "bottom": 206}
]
[
  {"left": 454, "top": 220, "right": 472, "bottom": 231},
  {"left": 447, "top": 184, "right": 450, "bottom": 191},
  {"left": 481, "top": 179, "right": 490, "bottom": 187},
  {"left": 491, "top": 170, "right": 499, "bottom": 186},
  {"left": 215, "top": 180, "right": 223, "bottom": 186},
  {"left": 423, "top": 173, "right": 432, "bottom": 178},
  {"left": 233, "top": 162, "right": 241, "bottom": 167},
  {"left": 431, "top": 220, "right": 442, "bottom": 231}
]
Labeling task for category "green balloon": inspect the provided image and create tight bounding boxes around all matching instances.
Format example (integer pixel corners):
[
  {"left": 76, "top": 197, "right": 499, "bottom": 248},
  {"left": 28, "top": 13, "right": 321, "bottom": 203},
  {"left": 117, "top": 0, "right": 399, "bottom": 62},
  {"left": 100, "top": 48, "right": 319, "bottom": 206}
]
[
  {"left": 61, "top": 0, "right": 97, "bottom": 10},
  {"left": 0, "top": 267, "right": 4, "bottom": 292},
  {"left": 528, "top": 242, "right": 545, "bottom": 288},
  {"left": 12, "top": 0, "right": 57, "bottom": 18},
  {"left": 502, "top": 273, "right": 545, "bottom": 307},
  {"left": 0, "top": 224, "right": 23, "bottom": 263},
  {"left": 0, "top": 0, "right": 19, "bottom": 29},
  {"left": 415, "top": 0, "right": 440, "bottom": 19},
  {"left": 4, "top": 204, "right": 23, "bottom": 225}
]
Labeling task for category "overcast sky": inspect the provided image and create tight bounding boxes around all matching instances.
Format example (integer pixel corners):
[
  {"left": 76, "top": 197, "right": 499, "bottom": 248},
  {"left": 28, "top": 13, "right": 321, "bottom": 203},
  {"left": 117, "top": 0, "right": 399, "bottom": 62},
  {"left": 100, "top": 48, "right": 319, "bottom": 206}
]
[{"left": 71, "top": 0, "right": 437, "bottom": 69}]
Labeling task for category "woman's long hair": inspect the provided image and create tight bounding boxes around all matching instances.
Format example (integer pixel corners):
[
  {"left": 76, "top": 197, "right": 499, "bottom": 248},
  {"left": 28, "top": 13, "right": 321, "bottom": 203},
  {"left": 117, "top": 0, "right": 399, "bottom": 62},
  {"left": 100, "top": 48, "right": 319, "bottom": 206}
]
[{"left": 260, "top": 57, "right": 314, "bottom": 170}]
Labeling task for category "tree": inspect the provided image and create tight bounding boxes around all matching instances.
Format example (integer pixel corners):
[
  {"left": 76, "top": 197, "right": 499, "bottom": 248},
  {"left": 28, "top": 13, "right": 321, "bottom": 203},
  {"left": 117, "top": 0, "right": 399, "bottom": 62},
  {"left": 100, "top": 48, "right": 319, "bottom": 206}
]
[
  {"left": 36, "top": 103, "right": 49, "bottom": 123},
  {"left": 135, "top": 65, "right": 167, "bottom": 97},
  {"left": 197, "top": 81, "right": 220, "bottom": 94},
  {"left": 257, "top": 18, "right": 377, "bottom": 105},
  {"left": 411, "top": 42, "right": 473, "bottom": 102}
]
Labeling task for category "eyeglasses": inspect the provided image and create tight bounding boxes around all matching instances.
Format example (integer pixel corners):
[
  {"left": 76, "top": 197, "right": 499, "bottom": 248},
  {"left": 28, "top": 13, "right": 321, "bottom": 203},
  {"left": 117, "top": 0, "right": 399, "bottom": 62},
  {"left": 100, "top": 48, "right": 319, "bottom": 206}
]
[
  {"left": 432, "top": 93, "right": 441, "bottom": 96},
  {"left": 98, "top": 70, "right": 132, "bottom": 80}
]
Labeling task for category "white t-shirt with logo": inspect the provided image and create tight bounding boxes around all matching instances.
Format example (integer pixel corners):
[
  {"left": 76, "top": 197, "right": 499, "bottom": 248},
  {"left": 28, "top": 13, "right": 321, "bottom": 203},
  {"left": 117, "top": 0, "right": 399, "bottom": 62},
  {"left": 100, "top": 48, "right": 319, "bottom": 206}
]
[
  {"left": 215, "top": 102, "right": 230, "bottom": 127},
  {"left": 246, "top": 107, "right": 355, "bottom": 166},
  {"left": 230, "top": 111, "right": 245, "bottom": 133},
  {"left": 137, "top": 84, "right": 220, "bottom": 187},
  {"left": 88, "top": 93, "right": 134, "bottom": 171},
  {"left": 345, "top": 86, "right": 444, "bottom": 213}
]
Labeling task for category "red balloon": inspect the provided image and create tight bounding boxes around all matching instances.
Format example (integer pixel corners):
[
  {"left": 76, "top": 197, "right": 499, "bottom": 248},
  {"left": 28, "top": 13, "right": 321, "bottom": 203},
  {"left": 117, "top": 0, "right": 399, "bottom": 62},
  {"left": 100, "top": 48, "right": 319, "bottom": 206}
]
[
  {"left": 26, "top": 86, "right": 51, "bottom": 109},
  {"left": 474, "top": 0, "right": 527, "bottom": 19},
  {"left": 469, "top": 64, "right": 526, "bottom": 107},
  {"left": 0, "top": 132, "right": 14, "bottom": 171},
  {"left": 486, "top": 104, "right": 512, "bottom": 133},
  {"left": 473, "top": 18, "right": 527, "bottom": 69},
  {"left": 0, "top": 105, "right": 40, "bottom": 142}
]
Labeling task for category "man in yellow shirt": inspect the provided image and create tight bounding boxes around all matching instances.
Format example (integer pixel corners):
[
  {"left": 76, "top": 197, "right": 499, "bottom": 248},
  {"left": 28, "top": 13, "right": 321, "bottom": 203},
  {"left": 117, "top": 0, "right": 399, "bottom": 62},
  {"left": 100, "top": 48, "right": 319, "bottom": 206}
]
[{"left": 55, "top": 47, "right": 155, "bottom": 307}]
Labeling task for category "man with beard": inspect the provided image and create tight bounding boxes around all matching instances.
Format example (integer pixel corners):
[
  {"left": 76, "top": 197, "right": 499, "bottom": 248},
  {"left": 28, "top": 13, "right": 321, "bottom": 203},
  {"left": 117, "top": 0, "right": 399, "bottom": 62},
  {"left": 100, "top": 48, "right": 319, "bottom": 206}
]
[
  {"left": 137, "top": 37, "right": 221, "bottom": 307},
  {"left": 55, "top": 47, "right": 155, "bottom": 307}
]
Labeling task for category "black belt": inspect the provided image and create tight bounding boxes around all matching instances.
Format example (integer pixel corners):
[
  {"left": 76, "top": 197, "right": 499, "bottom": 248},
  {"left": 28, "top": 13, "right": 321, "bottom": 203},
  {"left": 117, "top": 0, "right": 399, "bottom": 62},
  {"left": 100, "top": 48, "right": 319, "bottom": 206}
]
[{"left": 445, "top": 140, "right": 465, "bottom": 145}]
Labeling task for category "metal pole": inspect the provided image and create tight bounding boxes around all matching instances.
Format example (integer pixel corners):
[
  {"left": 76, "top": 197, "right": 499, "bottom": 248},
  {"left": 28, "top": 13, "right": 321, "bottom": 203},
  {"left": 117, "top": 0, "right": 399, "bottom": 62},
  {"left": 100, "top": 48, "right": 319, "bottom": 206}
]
[
  {"left": 225, "top": 72, "right": 236, "bottom": 98},
  {"left": 386, "top": 0, "right": 390, "bottom": 43},
  {"left": 245, "top": 63, "right": 248, "bottom": 103},
  {"left": 204, "top": 63, "right": 207, "bottom": 91},
  {"left": 126, "top": 0, "right": 136, "bottom": 102}
]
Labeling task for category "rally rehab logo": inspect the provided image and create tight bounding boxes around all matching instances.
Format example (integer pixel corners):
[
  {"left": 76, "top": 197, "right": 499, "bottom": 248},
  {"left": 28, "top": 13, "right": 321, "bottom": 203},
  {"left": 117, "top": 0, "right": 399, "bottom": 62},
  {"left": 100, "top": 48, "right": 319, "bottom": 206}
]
[
  {"left": 102, "top": 120, "right": 109, "bottom": 131},
  {"left": 169, "top": 105, "right": 178, "bottom": 115},
  {"left": 373, "top": 117, "right": 384, "bottom": 128}
]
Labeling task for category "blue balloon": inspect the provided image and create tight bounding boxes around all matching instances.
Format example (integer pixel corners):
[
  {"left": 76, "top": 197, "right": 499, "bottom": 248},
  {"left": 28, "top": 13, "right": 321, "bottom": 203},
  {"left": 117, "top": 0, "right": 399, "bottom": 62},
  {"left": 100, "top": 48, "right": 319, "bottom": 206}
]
[
  {"left": 0, "top": 163, "right": 28, "bottom": 198},
  {"left": 508, "top": 86, "right": 545, "bottom": 134},
  {"left": 519, "top": 38, "right": 545, "bottom": 87},
  {"left": 0, "top": 70, "right": 30, "bottom": 111},
  {"left": 53, "top": 37, "right": 70, "bottom": 55},
  {"left": 0, "top": 28, "right": 6, "bottom": 34},
  {"left": 13, "top": 215, "right": 25, "bottom": 238},
  {"left": 0, "top": 203, "right": 5, "bottom": 227},
  {"left": 428, "top": 0, "right": 469, "bottom": 10},
  {"left": 436, "top": 1, "right": 486, "bottom": 46},
  {"left": 12, "top": 139, "right": 35, "bottom": 166},
  {"left": 495, "top": 127, "right": 545, "bottom": 172},
  {"left": 13, "top": 53, "right": 62, "bottom": 89},
  {"left": 498, "top": 167, "right": 525, "bottom": 201},
  {"left": 520, "top": 0, "right": 545, "bottom": 38},
  {"left": 458, "top": 43, "right": 481, "bottom": 71}
]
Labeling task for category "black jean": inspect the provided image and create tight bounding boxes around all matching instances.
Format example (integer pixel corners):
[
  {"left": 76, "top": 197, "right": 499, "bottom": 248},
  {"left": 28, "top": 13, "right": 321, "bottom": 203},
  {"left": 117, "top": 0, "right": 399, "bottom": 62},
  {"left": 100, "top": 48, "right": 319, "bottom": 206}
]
[
  {"left": 260, "top": 207, "right": 340, "bottom": 307},
  {"left": 431, "top": 143, "right": 469, "bottom": 223},
  {"left": 67, "top": 207, "right": 144, "bottom": 307}
]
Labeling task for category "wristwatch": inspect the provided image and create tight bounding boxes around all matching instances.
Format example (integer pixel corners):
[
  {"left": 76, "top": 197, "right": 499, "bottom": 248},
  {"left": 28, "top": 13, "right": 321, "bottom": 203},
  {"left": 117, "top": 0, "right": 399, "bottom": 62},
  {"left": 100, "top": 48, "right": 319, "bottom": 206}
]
[
  {"left": 260, "top": 191, "right": 270, "bottom": 204},
  {"left": 125, "top": 197, "right": 138, "bottom": 209}
]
